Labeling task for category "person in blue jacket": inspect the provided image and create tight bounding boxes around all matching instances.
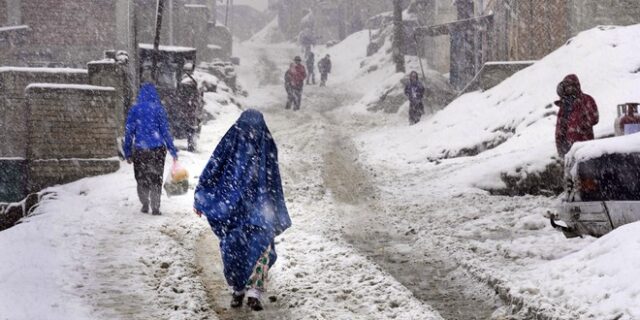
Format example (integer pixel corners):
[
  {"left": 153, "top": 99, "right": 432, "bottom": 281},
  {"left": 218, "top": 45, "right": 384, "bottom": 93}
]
[
  {"left": 194, "top": 109, "right": 291, "bottom": 311},
  {"left": 124, "top": 83, "right": 178, "bottom": 215}
]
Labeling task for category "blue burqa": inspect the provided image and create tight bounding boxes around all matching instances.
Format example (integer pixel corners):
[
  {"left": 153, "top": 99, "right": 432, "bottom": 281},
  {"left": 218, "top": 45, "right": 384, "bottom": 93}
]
[{"left": 194, "top": 109, "right": 291, "bottom": 292}]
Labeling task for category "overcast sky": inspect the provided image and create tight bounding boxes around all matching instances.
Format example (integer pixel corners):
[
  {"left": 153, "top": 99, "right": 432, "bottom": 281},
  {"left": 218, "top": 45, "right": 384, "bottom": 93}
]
[{"left": 233, "top": 0, "right": 268, "bottom": 11}]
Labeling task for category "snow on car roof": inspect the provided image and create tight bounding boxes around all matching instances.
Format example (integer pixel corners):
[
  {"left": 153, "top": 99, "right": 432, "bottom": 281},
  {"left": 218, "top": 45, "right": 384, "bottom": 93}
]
[
  {"left": 565, "top": 134, "right": 640, "bottom": 175},
  {"left": 0, "top": 67, "right": 87, "bottom": 74},
  {"left": 25, "top": 83, "right": 115, "bottom": 91},
  {"left": 139, "top": 43, "right": 196, "bottom": 52}
]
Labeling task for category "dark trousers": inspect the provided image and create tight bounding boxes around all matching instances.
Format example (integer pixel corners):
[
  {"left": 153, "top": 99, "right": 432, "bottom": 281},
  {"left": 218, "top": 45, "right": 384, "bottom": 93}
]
[
  {"left": 409, "top": 102, "right": 425, "bottom": 125},
  {"left": 306, "top": 69, "right": 315, "bottom": 85},
  {"left": 286, "top": 87, "right": 302, "bottom": 110},
  {"left": 320, "top": 73, "right": 328, "bottom": 86},
  {"left": 133, "top": 147, "right": 167, "bottom": 211}
]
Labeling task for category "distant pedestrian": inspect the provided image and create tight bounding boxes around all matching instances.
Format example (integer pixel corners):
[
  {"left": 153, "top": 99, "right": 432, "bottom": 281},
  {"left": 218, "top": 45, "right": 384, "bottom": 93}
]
[
  {"left": 318, "top": 54, "right": 332, "bottom": 87},
  {"left": 284, "top": 63, "right": 296, "bottom": 110},
  {"left": 306, "top": 51, "right": 316, "bottom": 85},
  {"left": 194, "top": 109, "right": 291, "bottom": 312},
  {"left": 288, "top": 56, "right": 306, "bottom": 111},
  {"left": 404, "top": 71, "right": 426, "bottom": 125},
  {"left": 124, "top": 83, "right": 179, "bottom": 215},
  {"left": 555, "top": 74, "right": 599, "bottom": 157},
  {"left": 619, "top": 103, "right": 640, "bottom": 135}
]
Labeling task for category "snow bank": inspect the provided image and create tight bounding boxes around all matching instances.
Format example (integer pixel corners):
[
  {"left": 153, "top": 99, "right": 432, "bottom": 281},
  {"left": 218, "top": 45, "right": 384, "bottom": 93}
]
[
  {"left": 509, "top": 221, "right": 640, "bottom": 319},
  {"left": 358, "top": 24, "right": 640, "bottom": 192}
]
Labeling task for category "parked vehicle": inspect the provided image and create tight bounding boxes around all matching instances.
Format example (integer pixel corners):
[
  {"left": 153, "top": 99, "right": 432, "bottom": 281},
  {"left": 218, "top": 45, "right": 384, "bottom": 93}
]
[
  {"left": 551, "top": 134, "right": 640, "bottom": 238},
  {"left": 138, "top": 44, "right": 204, "bottom": 150}
]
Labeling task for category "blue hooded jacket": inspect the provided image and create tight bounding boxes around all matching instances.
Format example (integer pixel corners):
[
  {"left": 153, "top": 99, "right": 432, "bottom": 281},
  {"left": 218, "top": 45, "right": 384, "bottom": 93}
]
[
  {"left": 194, "top": 109, "right": 291, "bottom": 292},
  {"left": 123, "top": 83, "right": 178, "bottom": 159}
]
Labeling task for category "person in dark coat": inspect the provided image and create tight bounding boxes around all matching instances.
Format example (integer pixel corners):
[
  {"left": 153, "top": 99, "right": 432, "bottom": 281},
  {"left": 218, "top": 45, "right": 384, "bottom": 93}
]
[
  {"left": 318, "top": 54, "right": 332, "bottom": 87},
  {"left": 178, "top": 74, "right": 202, "bottom": 152},
  {"left": 404, "top": 71, "right": 426, "bottom": 125},
  {"left": 305, "top": 51, "right": 316, "bottom": 85},
  {"left": 289, "top": 56, "right": 307, "bottom": 110},
  {"left": 555, "top": 74, "right": 599, "bottom": 157},
  {"left": 124, "top": 83, "right": 179, "bottom": 215},
  {"left": 194, "top": 109, "right": 291, "bottom": 312}
]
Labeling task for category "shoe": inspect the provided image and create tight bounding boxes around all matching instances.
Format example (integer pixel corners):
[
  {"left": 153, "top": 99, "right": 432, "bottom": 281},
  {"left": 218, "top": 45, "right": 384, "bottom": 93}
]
[
  {"left": 141, "top": 204, "right": 149, "bottom": 213},
  {"left": 230, "top": 293, "right": 244, "bottom": 308},
  {"left": 152, "top": 210, "right": 161, "bottom": 216},
  {"left": 247, "top": 297, "right": 263, "bottom": 311}
]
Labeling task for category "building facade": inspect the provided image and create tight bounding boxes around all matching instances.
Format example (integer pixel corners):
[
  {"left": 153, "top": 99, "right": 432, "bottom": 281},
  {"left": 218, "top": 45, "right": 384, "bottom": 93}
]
[{"left": 415, "top": 0, "right": 640, "bottom": 89}]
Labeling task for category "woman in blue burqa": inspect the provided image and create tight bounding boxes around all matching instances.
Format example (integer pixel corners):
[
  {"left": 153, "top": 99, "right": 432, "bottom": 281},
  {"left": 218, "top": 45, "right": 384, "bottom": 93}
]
[{"left": 194, "top": 109, "right": 291, "bottom": 311}]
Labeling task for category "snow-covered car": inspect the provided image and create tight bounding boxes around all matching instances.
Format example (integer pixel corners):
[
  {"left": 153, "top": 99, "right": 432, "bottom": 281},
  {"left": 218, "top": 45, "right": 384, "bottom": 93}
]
[{"left": 551, "top": 134, "right": 640, "bottom": 238}]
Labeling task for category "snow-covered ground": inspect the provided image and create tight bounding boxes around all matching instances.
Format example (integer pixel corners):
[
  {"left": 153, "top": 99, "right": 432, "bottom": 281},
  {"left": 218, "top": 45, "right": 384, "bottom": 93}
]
[
  {"left": 338, "top": 24, "right": 640, "bottom": 319},
  {"left": 3, "top": 20, "right": 640, "bottom": 320}
]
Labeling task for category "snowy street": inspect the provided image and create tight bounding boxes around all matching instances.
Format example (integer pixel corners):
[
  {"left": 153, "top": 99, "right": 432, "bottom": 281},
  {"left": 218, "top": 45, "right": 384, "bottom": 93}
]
[{"left": 2, "top": 11, "right": 640, "bottom": 320}]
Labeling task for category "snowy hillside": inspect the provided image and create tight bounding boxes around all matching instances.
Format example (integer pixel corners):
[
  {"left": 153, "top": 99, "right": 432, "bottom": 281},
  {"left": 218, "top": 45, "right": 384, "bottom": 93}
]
[{"left": 357, "top": 25, "right": 640, "bottom": 193}]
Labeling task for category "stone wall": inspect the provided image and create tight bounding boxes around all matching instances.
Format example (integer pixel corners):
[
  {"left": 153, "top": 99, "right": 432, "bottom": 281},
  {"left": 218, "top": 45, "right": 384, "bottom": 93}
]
[
  {"left": 88, "top": 60, "right": 132, "bottom": 134},
  {"left": 0, "top": 0, "right": 7, "bottom": 25},
  {"left": 25, "top": 84, "right": 120, "bottom": 192},
  {"left": 177, "top": 4, "right": 209, "bottom": 61},
  {"left": 569, "top": 0, "right": 640, "bottom": 35},
  {"left": 16, "top": 0, "right": 118, "bottom": 66},
  {"left": 0, "top": 67, "right": 88, "bottom": 158}
]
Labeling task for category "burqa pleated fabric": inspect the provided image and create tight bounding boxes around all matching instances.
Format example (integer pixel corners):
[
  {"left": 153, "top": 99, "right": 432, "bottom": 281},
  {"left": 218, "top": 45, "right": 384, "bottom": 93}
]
[{"left": 194, "top": 109, "right": 291, "bottom": 292}]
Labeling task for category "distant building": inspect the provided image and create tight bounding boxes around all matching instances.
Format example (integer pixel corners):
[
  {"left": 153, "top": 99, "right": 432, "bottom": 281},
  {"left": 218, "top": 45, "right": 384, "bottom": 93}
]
[
  {"left": 0, "top": 0, "right": 224, "bottom": 67},
  {"left": 414, "top": 0, "right": 640, "bottom": 89},
  {"left": 271, "top": 0, "right": 392, "bottom": 43}
]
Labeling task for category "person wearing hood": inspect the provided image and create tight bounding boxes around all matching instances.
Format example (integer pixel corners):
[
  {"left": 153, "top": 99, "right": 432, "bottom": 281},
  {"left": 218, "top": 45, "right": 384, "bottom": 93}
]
[
  {"left": 554, "top": 74, "right": 599, "bottom": 157},
  {"left": 194, "top": 109, "right": 291, "bottom": 311},
  {"left": 404, "top": 71, "right": 426, "bottom": 125},
  {"left": 289, "top": 56, "right": 307, "bottom": 110},
  {"left": 124, "top": 83, "right": 178, "bottom": 215}
]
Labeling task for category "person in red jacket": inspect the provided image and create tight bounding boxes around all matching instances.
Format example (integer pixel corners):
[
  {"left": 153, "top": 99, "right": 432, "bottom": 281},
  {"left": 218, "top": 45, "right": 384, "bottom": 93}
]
[
  {"left": 555, "top": 74, "right": 599, "bottom": 157},
  {"left": 288, "top": 56, "right": 307, "bottom": 111}
]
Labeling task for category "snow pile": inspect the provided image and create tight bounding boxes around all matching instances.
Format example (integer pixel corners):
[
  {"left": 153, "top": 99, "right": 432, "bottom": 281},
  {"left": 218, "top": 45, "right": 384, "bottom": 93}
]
[
  {"left": 358, "top": 25, "right": 640, "bottom": 193},
  {"left": 324, "top": 30, "right": 454, "bottom": 117},
  {"left": 509, "top": 221, "right": 640, "bottom": 319}
]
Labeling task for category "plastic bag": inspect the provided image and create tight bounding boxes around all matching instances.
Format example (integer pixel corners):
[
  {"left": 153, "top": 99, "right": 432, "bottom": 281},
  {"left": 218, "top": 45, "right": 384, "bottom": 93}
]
[
  {"left": 164, "top": 160, "right": 189, "bottom": 196},
  {"left": 171, "top": 160, "right": 189, "bottom": 183}
]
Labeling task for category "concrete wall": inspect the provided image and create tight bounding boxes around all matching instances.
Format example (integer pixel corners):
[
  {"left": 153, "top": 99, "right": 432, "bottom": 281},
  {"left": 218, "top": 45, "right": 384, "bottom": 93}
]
[
  {"left": 0, "top": 67, "right": 88, "bottom": 158},
  {"left": 25, "top": 84, "right": 120, "bottom": 192}
]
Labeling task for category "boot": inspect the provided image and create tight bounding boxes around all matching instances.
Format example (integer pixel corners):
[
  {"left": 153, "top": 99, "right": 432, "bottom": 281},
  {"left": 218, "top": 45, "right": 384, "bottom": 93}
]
[
  {"left": 230, "top": 292, "right": 245, "bottom": 308},
  {"left": 247, "top": 297, "right": 263, "bottom": 311}
]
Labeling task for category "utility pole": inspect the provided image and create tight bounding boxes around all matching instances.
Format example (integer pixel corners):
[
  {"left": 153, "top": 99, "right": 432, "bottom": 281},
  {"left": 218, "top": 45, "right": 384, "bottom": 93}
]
[
  {"left": 392, "top": 0, "right": 405, "bottom": 73},
  {"left": 152, "top": 0, "right": 166, "bottom": 83}
]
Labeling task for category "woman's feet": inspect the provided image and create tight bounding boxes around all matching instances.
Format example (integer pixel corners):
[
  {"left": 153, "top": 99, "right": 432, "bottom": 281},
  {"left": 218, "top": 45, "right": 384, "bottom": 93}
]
[{"left": 247, "top": 297, "right": 263, "bottom": 311}]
